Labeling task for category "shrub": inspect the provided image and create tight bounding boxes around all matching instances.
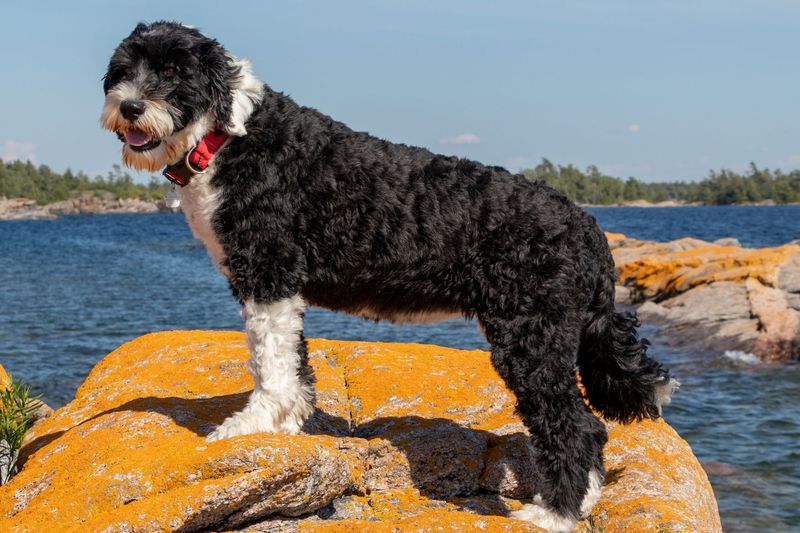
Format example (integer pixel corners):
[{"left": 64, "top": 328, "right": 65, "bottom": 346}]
[{"left": 0, "top": 377, "right": 41, "bottom": 484}]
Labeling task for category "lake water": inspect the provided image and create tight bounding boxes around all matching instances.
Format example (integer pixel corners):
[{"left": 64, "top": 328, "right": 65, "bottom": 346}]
[{"left": 1, "top": 206, "right": 798, "bottom": 532}]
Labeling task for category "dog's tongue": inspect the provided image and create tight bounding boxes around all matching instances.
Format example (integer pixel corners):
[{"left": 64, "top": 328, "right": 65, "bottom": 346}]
[{"left": 124, "top": 130, "right": 153, "bottom": 147}]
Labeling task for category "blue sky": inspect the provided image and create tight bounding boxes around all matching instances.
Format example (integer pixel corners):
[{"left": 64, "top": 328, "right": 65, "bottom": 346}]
[{"left": 1, "top": 0, "right": 798, "bottom": 182}]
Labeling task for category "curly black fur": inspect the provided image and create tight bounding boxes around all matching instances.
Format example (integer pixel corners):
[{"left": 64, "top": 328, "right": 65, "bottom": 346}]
[{"left": 103, "top": 22, "right": 674, "bottom": 526}]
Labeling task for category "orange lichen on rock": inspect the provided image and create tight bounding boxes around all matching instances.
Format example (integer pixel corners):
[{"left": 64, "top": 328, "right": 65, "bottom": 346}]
[
  {"left": 615, "top": 243, "right": 799, "bottom": 300},
  {"left": 298, "top": 509, "right": 543, "bottom": 532},
  {"left": 593, "top": 419, "right": 721, "bottom": 532},
  {"left": 335, "top": 340, "right": 521, "bottom": 433},
  {"left": 0, "top": 331, "right": 721, "bottom": 532},
  {"left": 0, "top": 364, "right": 10, "bottom": 390}
]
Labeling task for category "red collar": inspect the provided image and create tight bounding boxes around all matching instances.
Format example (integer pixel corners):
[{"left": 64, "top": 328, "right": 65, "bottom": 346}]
[{"left": 163, "top": 129, "right": 229, "bottom": 187}]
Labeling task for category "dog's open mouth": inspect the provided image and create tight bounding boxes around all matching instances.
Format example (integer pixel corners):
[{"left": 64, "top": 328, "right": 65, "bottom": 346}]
[{"left": 122, "top": 130, "right": 162, "bottom": 152}]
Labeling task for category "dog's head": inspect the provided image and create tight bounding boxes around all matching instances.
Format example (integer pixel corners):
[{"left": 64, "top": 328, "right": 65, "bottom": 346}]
[{"left": 100, "top": 21, "right": 262, "bottom": 172}]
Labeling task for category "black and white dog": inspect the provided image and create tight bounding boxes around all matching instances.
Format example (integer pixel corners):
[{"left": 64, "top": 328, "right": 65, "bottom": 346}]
[{"left": 101, "top": 21, "right": 676, "bottom": 532}]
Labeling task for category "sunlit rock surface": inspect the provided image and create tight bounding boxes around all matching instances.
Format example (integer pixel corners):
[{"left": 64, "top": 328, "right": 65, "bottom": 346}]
[{"left": 0, "top": 332, "right": 720, "bottom": 532}]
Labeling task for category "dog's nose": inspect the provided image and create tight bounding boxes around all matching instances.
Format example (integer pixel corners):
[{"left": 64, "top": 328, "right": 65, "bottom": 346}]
[{"left": 120, "top": 99, "right": 146, "bottom": 121}]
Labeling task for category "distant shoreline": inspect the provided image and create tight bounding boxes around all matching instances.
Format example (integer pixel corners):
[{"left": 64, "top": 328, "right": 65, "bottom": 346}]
[
  {"left": 580, "top": 200, "right": 698, "bottom": 208},
  {"left": 2, "top": 196, "right": 797, "bottom": 221},
  {"left": 579, "top": 199, "right": 798, "bottom": 208},
  {"left": 0, "top": 195, "right": 169, "bottom": 221}
]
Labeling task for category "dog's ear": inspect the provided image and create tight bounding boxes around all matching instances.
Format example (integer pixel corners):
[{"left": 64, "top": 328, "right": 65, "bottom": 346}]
[{"left": 200, "top": 39, "right": 239, "bottom": 134}]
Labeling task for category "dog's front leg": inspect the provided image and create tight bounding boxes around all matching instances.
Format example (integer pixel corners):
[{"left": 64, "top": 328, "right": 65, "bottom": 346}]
[{"left": 207, "top": 295, "right": 316, "bottom": 441}]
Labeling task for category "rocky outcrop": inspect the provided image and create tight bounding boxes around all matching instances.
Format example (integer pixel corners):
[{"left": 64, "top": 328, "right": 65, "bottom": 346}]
[
  {"left": 608, "top": 233, "right": 800, "bottom": 361},
  {"left": 0, "top": 199, "right": 56, "bottom": 220},
  {"left": 0, "top": 332, "right": 720, "bottom": 532},
  {"left": 46, "top": 196, "right": 162, "bottom": 216},
  {"left": 0, "top": 195, "right": 166, "bottom": 220}
]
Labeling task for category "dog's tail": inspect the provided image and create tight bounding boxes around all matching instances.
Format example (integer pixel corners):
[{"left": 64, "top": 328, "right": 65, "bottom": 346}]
[{"left": 577, "top": 273, "right": 678, "bottom": 423}]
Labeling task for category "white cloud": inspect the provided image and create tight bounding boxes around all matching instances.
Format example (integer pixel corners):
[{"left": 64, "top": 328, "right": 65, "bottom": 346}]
[
  {"left": 626, "top": 123, "right": 641, "bottom": 133},
  {"left": 440, "top": 133, "right": 481, "bottom": 145},
  {"left": 1, "top": 141, "right": 37, "bottom": 163}
]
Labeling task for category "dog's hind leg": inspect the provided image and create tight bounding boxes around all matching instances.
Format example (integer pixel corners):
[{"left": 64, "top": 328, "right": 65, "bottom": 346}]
[
  {"left": 207, "top": 295, "right": 316, "bottom": 441},
  {"left": 481, "top": 309, "right": 607, "bottom": 532}
]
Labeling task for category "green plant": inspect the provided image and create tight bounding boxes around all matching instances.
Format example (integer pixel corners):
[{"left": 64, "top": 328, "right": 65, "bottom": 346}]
[{"left": 0, "top": 376, "right": 41, "bottom": 484}]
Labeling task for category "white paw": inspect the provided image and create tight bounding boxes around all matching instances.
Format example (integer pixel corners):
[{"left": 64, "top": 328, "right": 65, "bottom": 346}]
[
  {"left": 511, "top": 469, "right": 602, "bottom": 531},
  {"left": 511, "top": 500, "right": 578, "bottom": 532},
  {"left": 279, "top": 392, "right": 315, "bottom": 434},
  {"left": 205, "top": 390, "right": 315, "bottom": 442},
  {"left": 278, "top": 410, "right": 310, "bottom": 434},
  {"left": 206, "top": 409, "right": 280, "bottom": 442}
]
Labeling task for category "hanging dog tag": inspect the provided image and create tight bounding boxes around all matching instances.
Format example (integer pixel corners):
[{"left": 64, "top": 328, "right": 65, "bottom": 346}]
[{"left": 165, "top": 185, "right": 181, "bottom": 209}]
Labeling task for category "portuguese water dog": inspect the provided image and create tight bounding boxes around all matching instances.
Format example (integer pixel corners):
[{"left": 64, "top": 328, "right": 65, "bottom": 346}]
[{"left": 101, "top": 21, "right": 677, "bottom": 532}]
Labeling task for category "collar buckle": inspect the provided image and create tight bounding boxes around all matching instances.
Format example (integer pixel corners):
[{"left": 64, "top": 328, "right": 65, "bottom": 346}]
[
  {"left": 162, "top": 129, "right": 228, "bottom": 187},
  {"left": 184, "top": 146, "right": 208, "bottom": 175}
]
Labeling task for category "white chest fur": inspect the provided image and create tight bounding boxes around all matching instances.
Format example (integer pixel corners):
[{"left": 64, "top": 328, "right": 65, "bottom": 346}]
[
  {"left": 173, "top": 57, "right": 263, "bottom": 278},
  {"left": 178, "top": 169, "right": 228, "bottom": 276}
]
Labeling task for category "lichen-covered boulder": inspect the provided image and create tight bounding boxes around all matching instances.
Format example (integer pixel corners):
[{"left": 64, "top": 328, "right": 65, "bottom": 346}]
[
  {"left": 608, "top": 233, "right": 800, "bottom": 361},
  {"left": 0, "top": 332, "right": 720, "bottom": 532}
]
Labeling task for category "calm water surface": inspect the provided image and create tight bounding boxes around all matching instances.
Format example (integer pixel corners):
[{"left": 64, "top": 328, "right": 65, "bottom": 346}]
[{"left": 1, "top": 206, "right": 798, "bottom": 532}]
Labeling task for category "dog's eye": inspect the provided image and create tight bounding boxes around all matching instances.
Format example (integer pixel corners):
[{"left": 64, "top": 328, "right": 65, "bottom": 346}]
[{"left": 163, "top": 64, "right": 178, "bottom": 78}]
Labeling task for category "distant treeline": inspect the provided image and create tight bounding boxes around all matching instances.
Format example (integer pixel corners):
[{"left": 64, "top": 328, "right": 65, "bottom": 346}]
[
  {"left": 3, "top": 158, "right": 800, "bottom": 206},
  {"left": 0, "top": 160, "right": 167, "bottom": 205},
  {"left": 523, "top": 159, "right": 800, "bottom": 205}
]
